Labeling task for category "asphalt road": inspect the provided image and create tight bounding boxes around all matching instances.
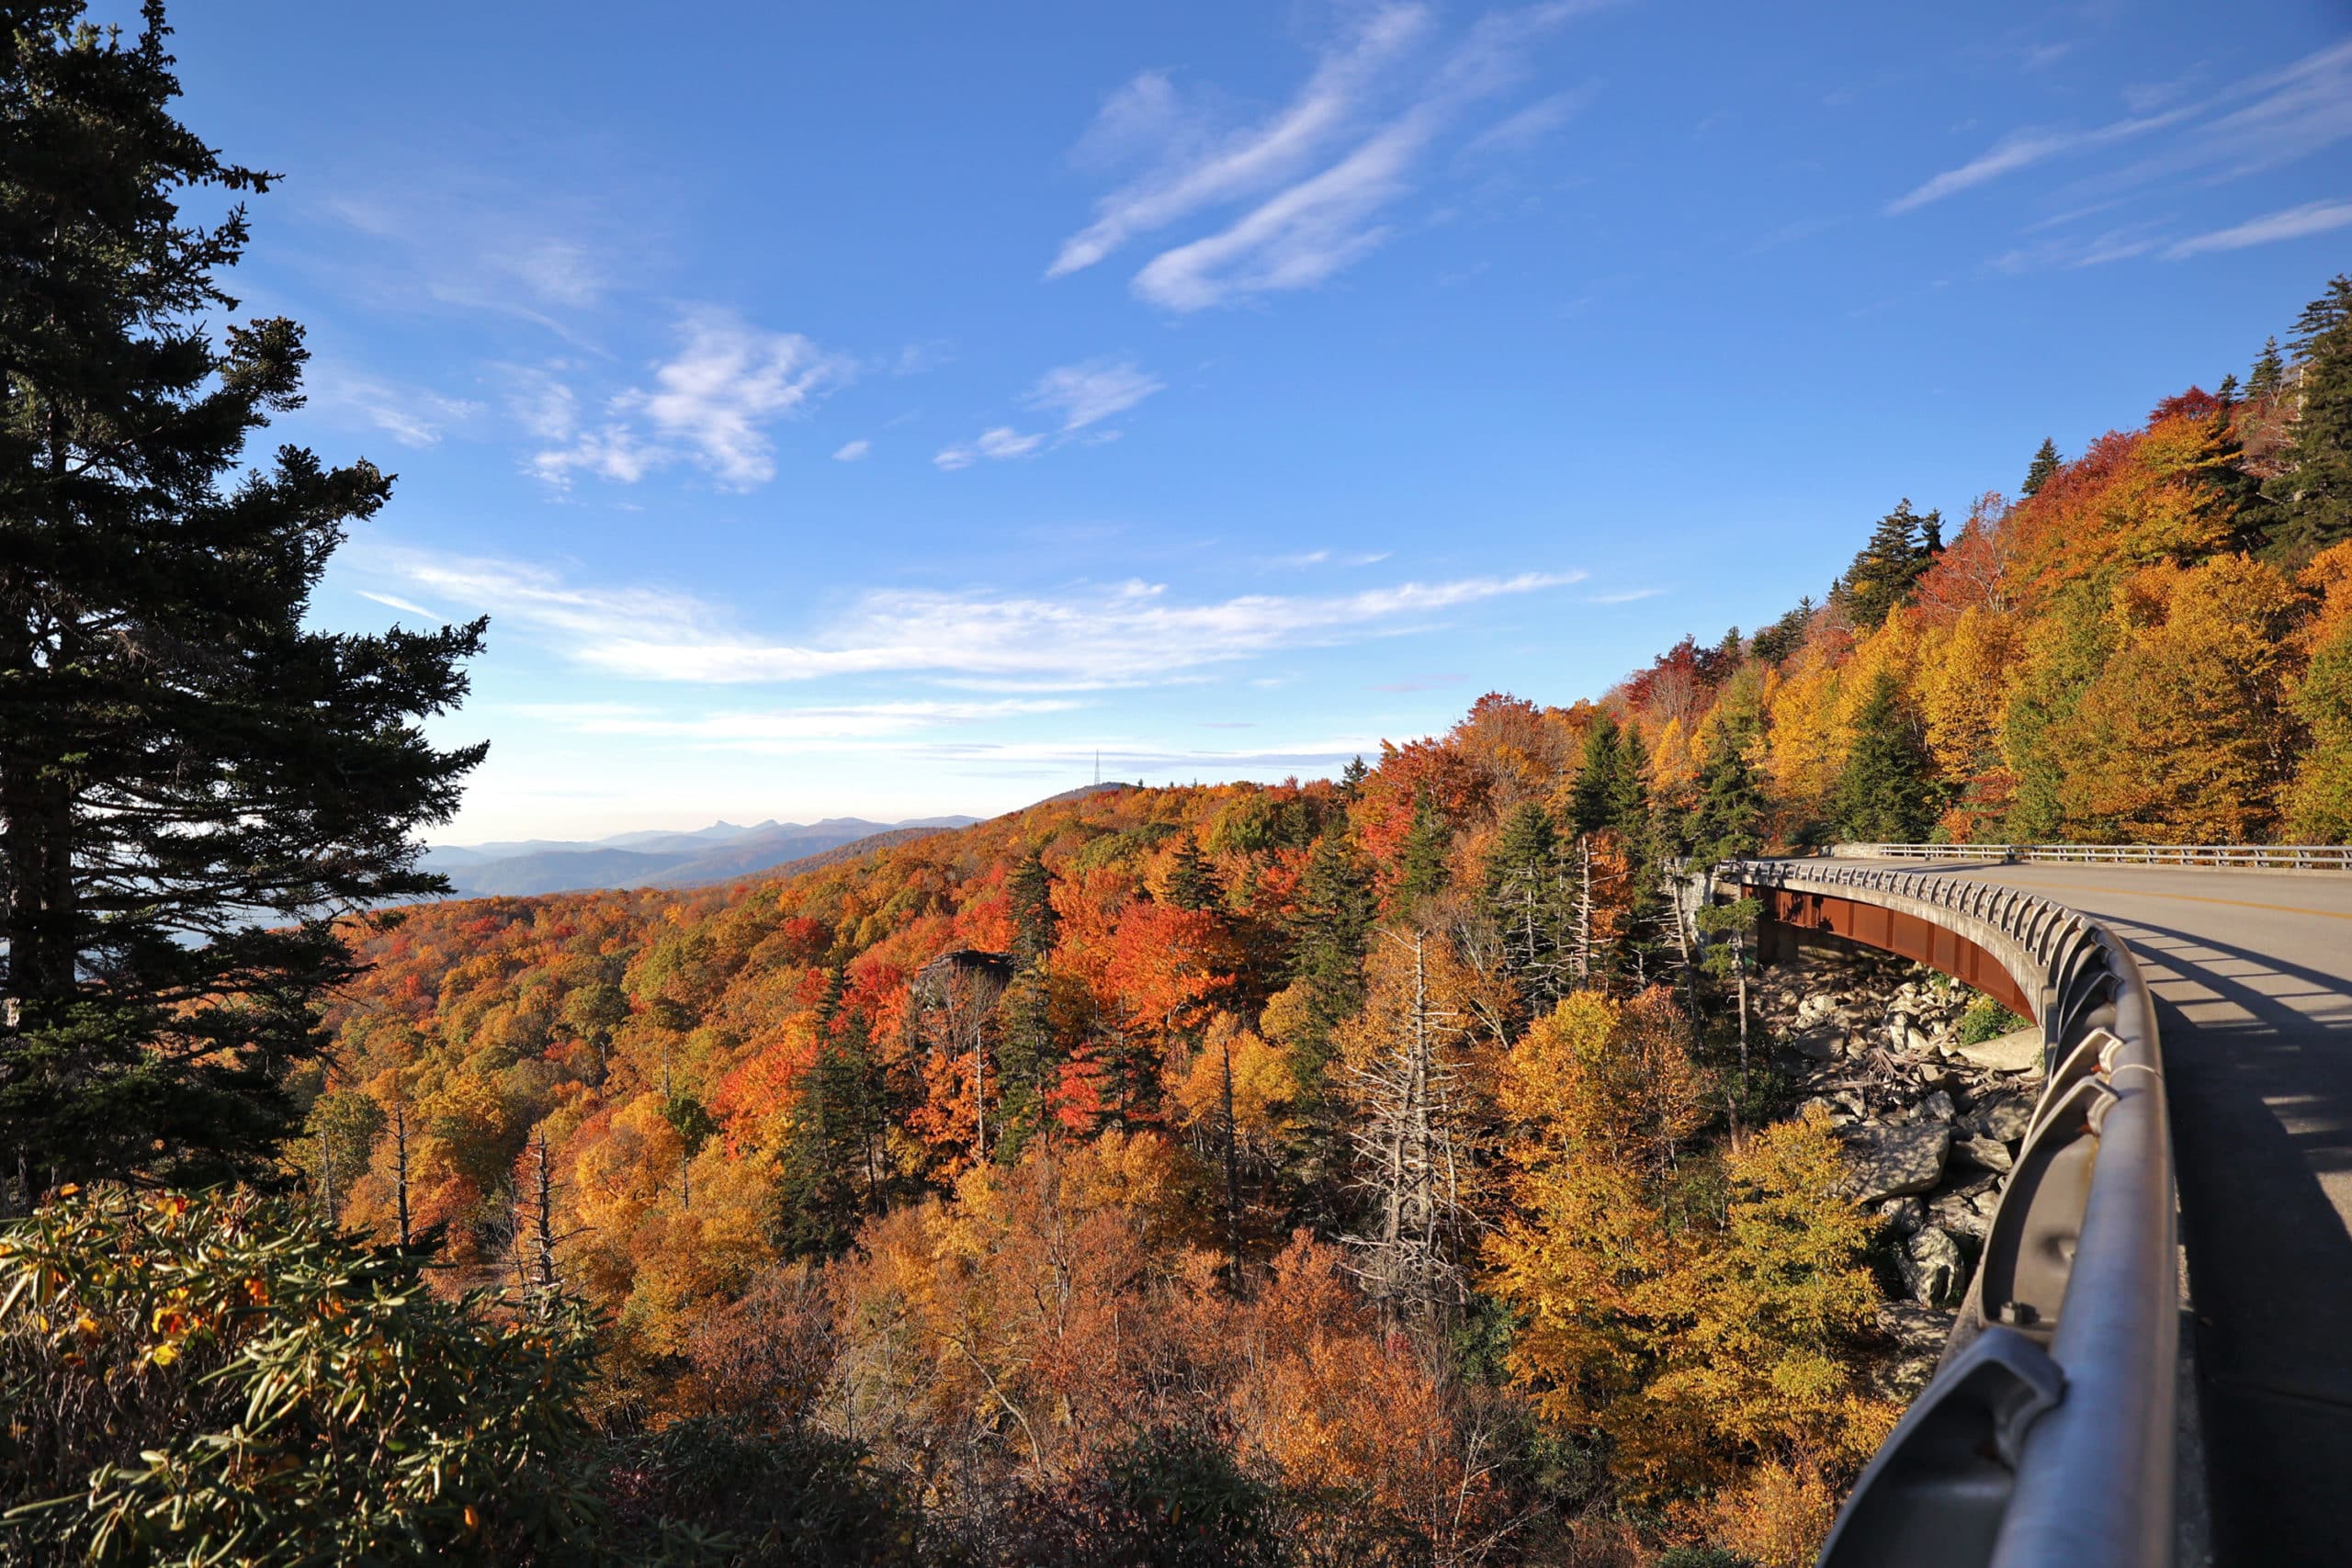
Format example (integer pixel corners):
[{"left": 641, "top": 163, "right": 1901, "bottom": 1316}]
[{"left": 1850, "top": 859, "right": 2352, "bottom": 1565}]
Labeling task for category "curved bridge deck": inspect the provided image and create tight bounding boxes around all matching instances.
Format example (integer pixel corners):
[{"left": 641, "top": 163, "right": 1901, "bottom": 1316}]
[{"left": 1835, "top": 859, "right": 2352, "bottom": 1564}]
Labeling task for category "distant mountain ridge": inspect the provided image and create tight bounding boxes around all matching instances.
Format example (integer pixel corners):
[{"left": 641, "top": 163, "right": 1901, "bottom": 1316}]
[{"left": 424, "top": 815, "right": 978, "bottom": 897}]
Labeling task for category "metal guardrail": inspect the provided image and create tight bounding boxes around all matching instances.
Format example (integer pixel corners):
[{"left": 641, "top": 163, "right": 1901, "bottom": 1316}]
[
  {"left": 1834, "top": 840, "right": 2352, "bottom": 871},
  {"left": 1720, "top": 859, "right": 2176, "bottom": 1568}
]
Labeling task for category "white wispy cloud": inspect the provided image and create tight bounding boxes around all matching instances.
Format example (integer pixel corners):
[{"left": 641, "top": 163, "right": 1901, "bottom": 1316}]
[
  {"left": 1987, "top": 226, "right": 2165, "bottom": 273},
  {"left": 1023, "top": 359, "right": 1165, "bottom": 429},
  {"left": 1047, "top": 6, "right": 1433, "bottom": 278},
  {"left": 2165, "top": 198, "right": 2352, "bottom": 258},
  {"left": 1886, "top": 115, "right": 2187, "bottom": 215},
  {"left": 832, "top": 438, "right": 873, "bottom": 461},
  {"left": 310, "top": 365, "right": 483, "bottom": 448},
  {"left": 515, "top": 697, "right": 1080, "bottom": 749},
  {"left": 532, "top": 311, "right": 851, "bottom": 490},
  {"left": 356, "top": 589, "right": 446, "bottom": 619},
  {"left": 376, "top": 548, "right": 1584, "bottom": 688},
  {"left": 1586, "top": 587, "right": 1665, "bottom": 604},
  {"left": 936, "top": 360, "right": 1164, "bottom": 468},
  {"left": 1266, "top": 548, "right": 1394, "bottom": 568},
  {"left": 319, "top": 183, "right": 625, "bottom": 340},
  {"left": 933, "top": 427, "right": 1048, "bottom": 471},
  {"left": 1889, "top": 38, "right": 2352, "bottom": 217},
  {"left": 1054, "top": 2, "right": 1602, "bottom": 311},
  {"left": 1461, "top": 86, "right": 1593, "bottom": 156}
]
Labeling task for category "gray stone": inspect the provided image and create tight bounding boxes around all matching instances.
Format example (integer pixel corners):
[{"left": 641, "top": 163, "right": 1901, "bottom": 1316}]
[
  {"left": 1953, "top": 1024, "right": 2044, "bottom": 1075},
  {"left": 1901, "top": 1224, "right": 1965, "bottom": 1306},
  {"left": 1876, "top": 1302, "right": 1955, "bottom": 1355},
  {"left": 1929, "top": 1185, "right": 1998, "bottom": 1242},
  {"left": 1873, "top": 1195, "right": 1927, "bottom": 1237},
  {"left": 1961, "top": 1095, "right": 2035, "bottom": 1142},
  {"left": 1952, "top": 1134, "right": 2016, "bottom": 1174},
  {"left": 1842, "top": 1122, "right": 1951, "bottom": 1203},
  {"left": 1919, "top": 1090, "right": 1957, "bottom": 1122},
  {"left": 1790, "top": 1027, "right": 1845, "bottom": 1061}
]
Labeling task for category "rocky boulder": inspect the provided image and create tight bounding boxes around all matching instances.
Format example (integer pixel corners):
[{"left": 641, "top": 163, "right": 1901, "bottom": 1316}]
[
  {"left": 1960, "top": 1094, "right": 2035, "bottom": 1142},
  {"left": 1952, "top": 1024, "right": 2044, "bottom": 1074},
  {"left": 1901, "top": 1224, "right": 1965, "bottom": 1306},
  {"left": 1842, "top": 1122, "right": 1951, "bottom": 1204},
  {"left": 1952, "top": 1133, "right": 2016, "bottom": 1174}
]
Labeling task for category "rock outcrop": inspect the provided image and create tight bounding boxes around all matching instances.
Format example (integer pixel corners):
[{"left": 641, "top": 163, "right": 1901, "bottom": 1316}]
[{"left": 1754, "top": 946, "right": 2047, "bottom": 1402}]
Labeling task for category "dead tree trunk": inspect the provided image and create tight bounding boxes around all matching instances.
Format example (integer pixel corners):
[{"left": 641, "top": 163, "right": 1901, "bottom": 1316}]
[{"left": 390, "top": 1100, "right": 413, "bottom": 1249}]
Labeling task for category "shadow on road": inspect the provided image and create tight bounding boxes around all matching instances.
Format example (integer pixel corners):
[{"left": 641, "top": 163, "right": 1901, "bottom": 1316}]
[{"left": 2096, "top": 913, "right": 2352, "bottom": 1566}]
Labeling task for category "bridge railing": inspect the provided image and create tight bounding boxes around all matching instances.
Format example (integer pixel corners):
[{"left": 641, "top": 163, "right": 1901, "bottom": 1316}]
[
  {"left": 1721, "top": 859, "right": 2175, "bottom": 1568},
  {"left": 1832, "top": 840, "right": 2352, "bottom": 871}
]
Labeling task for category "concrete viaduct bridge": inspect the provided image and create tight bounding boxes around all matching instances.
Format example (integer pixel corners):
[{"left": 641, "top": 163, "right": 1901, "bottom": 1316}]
[{"left": 1717, "top": 847, "right": 2352, "bottom": 1568}]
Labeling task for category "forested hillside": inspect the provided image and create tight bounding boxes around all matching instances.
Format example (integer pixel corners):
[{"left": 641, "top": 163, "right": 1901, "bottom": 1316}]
[{"left": 275, "top": 270, "right": 2352, "bottom": 1563}]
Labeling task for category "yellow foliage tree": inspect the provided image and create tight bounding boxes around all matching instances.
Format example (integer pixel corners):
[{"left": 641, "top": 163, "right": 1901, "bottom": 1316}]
[
  {"left": 1488, "top": 991, "right": 1892, "bottom": 1520},
  {"left": 2060, "top": 555, "right": 2301, "bottom": 840}
]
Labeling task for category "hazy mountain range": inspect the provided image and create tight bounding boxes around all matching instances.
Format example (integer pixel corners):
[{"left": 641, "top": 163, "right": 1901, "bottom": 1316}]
[{"left": 421, "top": 816, "right": 979, "bottom": 897}]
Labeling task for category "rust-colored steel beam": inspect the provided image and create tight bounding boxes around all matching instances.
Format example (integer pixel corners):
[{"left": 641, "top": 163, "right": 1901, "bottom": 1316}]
[{"left": 1749, "top": 885, "right": 2038, "bottom": 1021}]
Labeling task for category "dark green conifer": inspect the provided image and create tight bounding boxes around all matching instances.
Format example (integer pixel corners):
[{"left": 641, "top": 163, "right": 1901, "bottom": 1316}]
[
  {"left": 1, "top": 3, "right": 486, "bottom": 1187},
  {"left": 1164, "top": 831, "right": 1222, "bottom": 911},
  {"left": 1683, "top": 705, "right": 1769, "bottom": 865},
  {"left": 1833, "top": 671, "right": 1940, "bottom": 842},
  {"left": 1395, "top": 795, "right": 1453, "bottom": 908},
  {"left": 774, "top": 1010, "right": 889, "bottom": 1258},
  {"left": 1838, "top": 500, "right": 1943, "bottom": 629},
  {"left": 1750, "top": 598, "right": 1814, "bottom": 667},
  {"left": 1008, "top": 851, "right": 1057, "bottom": 964},
  {"left": 1568, "top": 716, "right": 1626, "bottom": 840},
  {"left": 2249, "top": 335, "right": 2287, "bottom": 400},
  {"left": 2022, "top": 438, "right": 2062, "bottom": 497},
  {"left": 1482, "top": 802, "right": 1563, "bottom": 1010},
  {"left": 990, "top": 963, "right": 1059, "bottom": 1163},
  {"left": 2265, "top": 274, "right": 2352, "bottom": 559},
  {"left": 1283, "top": 833, "right": 1373, "bottom": 1090}
]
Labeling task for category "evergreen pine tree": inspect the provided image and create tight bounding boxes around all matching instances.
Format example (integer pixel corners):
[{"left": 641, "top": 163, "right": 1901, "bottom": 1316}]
[
  {"left": 1833, "top": 671, "right": 1940, "bottom": 842},
  {"left": 1838, "top": 500, "right": 1943, "bottom": 629},
  {"left": 2289, "top": 274, "right": 2352, "bottom": 360},
  {"left": 1, "top": 4, "right": 487, "bottom": 1187},
  {"left": 1283, "top": 832, "right": 1373, "bottom": 1092},
  {"left": 1603, "top": 723, "right": 1653, "bottom": 840},
  {"left": 2022, "top": 438, "right": 2061, "bottom": 497},
  {"left": 1683, "top": 707, "right": 1769, "bottom": 865},
  {"left": 1750, "top": 597, "right": 1815, "bottom": 666},
  {"left": 1395, "top": 795, "right": 1453, "bottom": 907},
  {"left": 989, "top": 962, "right": 1059, "bottom": 1163},
  {"left": 774, "top": 1010, "right": 889, "bottom": 1258},
  {"left": 1007, "top": 851, "right": 1057, "bottom": 964},
  {"left": 1163, "top": 830, "right": 1221, "bottom": 911},
  {"left": 1568, "top": 714, "right": 1626, "bottom": 839},
  {"left": 2265, "top": 274, "right": 2352, "bottom": 559},
  {"left": 2216, "top": 373, "right": 2240, "bottom": 406},
  {"left": 1482, "top": 802, "right": 1564, "bottom": 1013},
  {"left": 2249, "top": 336, "right": 2287, "bottom": 400},
  {"left": 2190, "top": 400, "right": 2275, "bottom": 554},
  {"left": 1340, "top": 755, "right": 1369, "bottom": 797}
]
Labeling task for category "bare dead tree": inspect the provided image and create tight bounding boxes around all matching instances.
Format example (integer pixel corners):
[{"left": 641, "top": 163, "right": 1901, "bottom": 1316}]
[
  {"left": 1344, "top": 927, "right": 1475, "bottom": 1325},
  {"left": 389, "top": 1100, "right": 413, "bottom": 1249}
]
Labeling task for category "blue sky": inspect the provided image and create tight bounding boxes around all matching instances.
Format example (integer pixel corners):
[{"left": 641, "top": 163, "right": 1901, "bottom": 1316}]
[{"left": 158, "top": 1, "right": 2352, "bottom": 841}]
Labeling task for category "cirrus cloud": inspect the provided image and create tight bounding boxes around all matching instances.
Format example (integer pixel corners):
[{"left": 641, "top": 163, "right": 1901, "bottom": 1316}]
[{"left": 370, "top": 547, "right": 1586, "bottom": 690}]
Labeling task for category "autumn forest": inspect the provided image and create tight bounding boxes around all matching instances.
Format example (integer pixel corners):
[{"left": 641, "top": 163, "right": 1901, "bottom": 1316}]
[
  {"left": 268, "top": 277, "right": 2352, "bottom": 1561},
  {"left": 6, "top": 6, "right": 2352, "bottom": 1565}
]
